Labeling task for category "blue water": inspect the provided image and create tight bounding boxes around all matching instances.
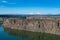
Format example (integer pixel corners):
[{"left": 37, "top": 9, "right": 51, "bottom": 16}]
[{"left": 0, "top": 26, "right": 29, "bottom": 40}]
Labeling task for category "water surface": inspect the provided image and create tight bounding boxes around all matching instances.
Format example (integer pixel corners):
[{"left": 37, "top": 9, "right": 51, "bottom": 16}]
[
  {"left": 0, "top": 26, "right": 60, "bottom": 40},
  {"left": 0, "top": 26, "right": 29, "bottom": 40}
]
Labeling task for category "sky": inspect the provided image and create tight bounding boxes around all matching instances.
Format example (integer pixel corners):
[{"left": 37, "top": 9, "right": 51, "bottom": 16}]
[{"left": 0, "top": 0, "right": 60, "bottom": 15}]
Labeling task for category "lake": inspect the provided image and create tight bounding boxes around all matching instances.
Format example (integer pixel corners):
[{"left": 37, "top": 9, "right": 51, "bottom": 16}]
[
  {"left": 0, "top": 26, "right": 29, "bottom": 40},
  {"left": 0, "top": 26, "right": 60, "bottom": 40}
]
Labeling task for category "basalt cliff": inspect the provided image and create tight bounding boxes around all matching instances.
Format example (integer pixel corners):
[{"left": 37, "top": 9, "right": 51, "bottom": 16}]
[{"left": 3, "top": 16, "right": 60, "bottom": 35}]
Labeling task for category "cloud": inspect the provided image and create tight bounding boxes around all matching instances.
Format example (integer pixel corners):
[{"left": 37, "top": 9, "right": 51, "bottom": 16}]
[
  {"left": 0, "top": 8, "right": 60, "bottom": 15},
  {"left": 1, "top": 0, "right": 16, "bottom": 8},
  {"left": 2, "top": 0, "right": 8, "bottom": 3},
  {"left": 1, "top": 0, "right": 16, "bottom": 4},
  {"left": 28, "top": 12, "right": 34, "bottom": 15}
]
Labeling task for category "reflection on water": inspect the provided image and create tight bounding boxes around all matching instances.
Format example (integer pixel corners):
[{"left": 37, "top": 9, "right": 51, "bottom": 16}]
[
  {"left": 0, "top": 26, "right": 4, "bottom": 32},
  {"left": 0, "top": 26, "right": 29, "bottom": 40},
  {"left": 4, "top": 27, "right": 60, "bottom": 40},
  {"left": 0, "top": 26, "right": 60, "bottom": 40}
]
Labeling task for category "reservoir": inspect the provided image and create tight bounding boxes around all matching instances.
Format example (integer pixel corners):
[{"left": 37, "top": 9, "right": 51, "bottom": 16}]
[
  {"left": 0, "top": 26, "right": 29, "bottom": 40},
  {"left": 0, "top": 26, "right": 60, "bottom": 40}
]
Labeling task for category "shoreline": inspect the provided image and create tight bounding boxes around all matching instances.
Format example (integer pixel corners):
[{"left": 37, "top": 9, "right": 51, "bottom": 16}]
[{"left": 4, "top": 26, "right": 60, "bottom": 40}]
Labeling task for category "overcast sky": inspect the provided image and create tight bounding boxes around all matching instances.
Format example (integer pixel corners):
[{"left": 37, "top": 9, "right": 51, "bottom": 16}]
[{"left": 0, "top": 0, "right": 60, "bottom": 15}]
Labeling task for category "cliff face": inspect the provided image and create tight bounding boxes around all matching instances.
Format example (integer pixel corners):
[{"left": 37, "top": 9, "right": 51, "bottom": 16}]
[
  {"left": 0, "top": 18, "right": 3, "bottom": 25},
  {"left": 3, "top": 16, "right": 60, "bottom": 35}
]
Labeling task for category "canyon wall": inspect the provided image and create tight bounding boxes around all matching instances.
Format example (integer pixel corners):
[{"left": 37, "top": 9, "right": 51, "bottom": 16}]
[{"left": 3, "top": 16, "right": 60, "bottom": 35}]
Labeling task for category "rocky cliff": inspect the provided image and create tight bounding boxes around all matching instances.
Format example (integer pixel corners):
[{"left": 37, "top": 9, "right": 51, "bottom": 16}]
[{"left": 3, "top": 16, "right": 60, "bottom": 35}]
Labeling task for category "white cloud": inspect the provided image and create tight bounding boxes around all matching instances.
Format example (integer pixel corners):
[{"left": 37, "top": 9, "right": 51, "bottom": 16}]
[
  {"left": 1, "top": 0, "right": 16, "bottom": 8},
  {"left": 1, "top": 0, "right": 16, "bottom": 4},
  {"left": 28, "top": 12, "right": 34, "bottom": 15},
  {"left": 0, "top": 8, "right": 60, "bottom": 15},
  {"left": 2, "top": 0, "right": 8, "bottom": 3}
]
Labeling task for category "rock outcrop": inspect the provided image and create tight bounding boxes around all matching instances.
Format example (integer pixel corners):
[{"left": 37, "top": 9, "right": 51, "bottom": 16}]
[{"left": 3, "top": 16, "right": 60, "bottom": 35}]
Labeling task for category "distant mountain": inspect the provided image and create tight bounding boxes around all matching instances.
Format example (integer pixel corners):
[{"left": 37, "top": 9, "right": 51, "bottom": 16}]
[{"left": 0, "top": 14, "right": 60, "bottom": 18}]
